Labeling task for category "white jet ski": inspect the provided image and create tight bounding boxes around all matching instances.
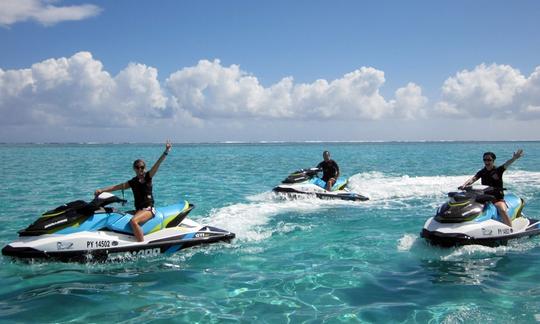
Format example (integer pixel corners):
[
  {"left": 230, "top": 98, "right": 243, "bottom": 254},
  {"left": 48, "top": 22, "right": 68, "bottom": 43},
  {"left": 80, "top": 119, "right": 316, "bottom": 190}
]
[
  {"left": 272, "top": 168, "right": 369, "bottom": 202},
  {"left": 2, "top": 193, "right": 235, "bottom": 262},
  {"left": 421, "top": 186, "right": 540, "bottom": 247}
]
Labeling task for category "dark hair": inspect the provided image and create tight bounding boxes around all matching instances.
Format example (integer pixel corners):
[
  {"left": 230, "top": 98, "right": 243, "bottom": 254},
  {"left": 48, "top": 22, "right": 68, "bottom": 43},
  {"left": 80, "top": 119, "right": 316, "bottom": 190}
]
[
  {"left": 483, "top": 152, "right": 496, "bottom": 160},
  {"left": 133, "top": 159, "right": 146, "bottom": 168},
  {"left": 323, "top": 150, "right": 330, "bottom": 155}
]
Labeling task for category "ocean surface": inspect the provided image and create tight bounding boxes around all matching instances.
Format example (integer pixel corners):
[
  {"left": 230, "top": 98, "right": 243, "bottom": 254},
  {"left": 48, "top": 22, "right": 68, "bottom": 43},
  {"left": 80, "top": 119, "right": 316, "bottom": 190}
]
[{"left": 1, "top": 142, "right": 540, "bottom": 323}]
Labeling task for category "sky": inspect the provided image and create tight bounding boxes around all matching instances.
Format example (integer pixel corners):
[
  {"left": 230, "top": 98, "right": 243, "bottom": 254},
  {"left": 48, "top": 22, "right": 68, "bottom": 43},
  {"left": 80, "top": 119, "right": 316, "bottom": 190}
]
[{"left": 1, "top": 0, "right": 539, "bottom": 143}]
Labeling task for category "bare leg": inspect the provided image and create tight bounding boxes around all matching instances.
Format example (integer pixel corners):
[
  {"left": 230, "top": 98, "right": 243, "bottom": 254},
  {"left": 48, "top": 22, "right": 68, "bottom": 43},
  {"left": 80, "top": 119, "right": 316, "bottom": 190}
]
[
  {"left": 326, "top": 178, "right": 336, "bottom": 191},
  {"left": 130, "top": 210, "right": 154, "bottom": 242},
  {"left": 495, "top": 201, "right": 512, "bottom": 227}
]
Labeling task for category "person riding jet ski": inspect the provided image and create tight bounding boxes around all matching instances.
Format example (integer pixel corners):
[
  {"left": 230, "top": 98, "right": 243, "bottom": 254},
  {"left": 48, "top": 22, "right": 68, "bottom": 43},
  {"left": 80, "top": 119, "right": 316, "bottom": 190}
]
[
  {"left": 272, "top": 151, "right": 368, "bottom": 201},
  {"left": 95, "top": 140, "right": 172, "bottom": 242},
  {"left": 459, "top": 149, "right": 524, "bottom": 227},
  {"left": 317, "top": 151, "right": 340, "bottom": 191},
  {"left": 421, "top": 185, "right": 540, "bottom": 247}
]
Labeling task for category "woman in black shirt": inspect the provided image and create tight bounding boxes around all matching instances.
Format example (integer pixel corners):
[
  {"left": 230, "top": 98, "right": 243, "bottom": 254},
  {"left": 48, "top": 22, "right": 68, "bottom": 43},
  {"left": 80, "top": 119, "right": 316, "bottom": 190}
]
[
  {"left": 460, "top": 149, "right": 524, "bottom": 226},
  {"left": 95, "top": 141, "right": 172, "bottom": 242}
]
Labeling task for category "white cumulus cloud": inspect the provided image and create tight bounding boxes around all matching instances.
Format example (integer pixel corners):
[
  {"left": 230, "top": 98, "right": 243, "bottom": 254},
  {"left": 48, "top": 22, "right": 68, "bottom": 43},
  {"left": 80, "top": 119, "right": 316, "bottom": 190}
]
[
  {"left": 0, "top": 52, "right": 168, "bottom": 127},
  {"left": 435, "top": 63, "right": 540, "bottom": 119},
  {"left": 0, "top": 52, "right": 435, "bottom": 129},
  {"left": 393, "top": 82, "right": 428, "bottom": 119},
  {"left": 0, "top": 0, "right": 101, "bottom": 27},
  {"left": 3, "top": 52, "right": 540, "bottom": 142},
  {"left": 166, "top": 60, "right": 425, "bottom": 121}
]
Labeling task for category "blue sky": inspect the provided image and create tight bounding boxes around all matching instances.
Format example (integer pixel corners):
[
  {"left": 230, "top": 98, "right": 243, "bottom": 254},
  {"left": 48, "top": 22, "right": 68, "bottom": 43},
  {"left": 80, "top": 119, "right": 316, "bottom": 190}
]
[{"left": 1, "top": 0, "right": 540, "bottom": 142}]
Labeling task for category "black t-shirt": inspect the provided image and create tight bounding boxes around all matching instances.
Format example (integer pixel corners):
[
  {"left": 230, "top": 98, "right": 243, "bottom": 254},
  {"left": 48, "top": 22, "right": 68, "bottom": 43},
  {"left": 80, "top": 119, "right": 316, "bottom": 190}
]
[
  {"left": 475, "top": 165, "right": 506, "bottom": 199},
  {"left": 128, "top": 172, "right": 154, "bottom": 210},
  {"left": 475, "top": 165, "right": 505, "bottom": 188},
  {"left": 317, "top": 160, "right": 339, "bottom": 181}
]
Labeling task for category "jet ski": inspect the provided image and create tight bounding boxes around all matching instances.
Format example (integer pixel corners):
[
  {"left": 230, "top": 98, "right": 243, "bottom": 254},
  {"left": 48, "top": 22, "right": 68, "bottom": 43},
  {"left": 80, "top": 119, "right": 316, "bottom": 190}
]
[
  {"left": 421, "top": 186, "right": 540, "bottom": 247},
  {"left": 272, "top": 168, "right": 369, "bottom": 202},
  {"left": 2, "top": 193, "right": 235, "bottom": 262}
]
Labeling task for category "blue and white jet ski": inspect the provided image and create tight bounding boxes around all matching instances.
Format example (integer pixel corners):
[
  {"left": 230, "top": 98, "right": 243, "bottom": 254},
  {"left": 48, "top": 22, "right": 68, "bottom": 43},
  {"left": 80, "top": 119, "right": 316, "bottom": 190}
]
[
  {"left": 272, "top": 168, "right": 369, "bottom": 202},
  {"left": 2, "top": 193, "right": 235, "bottom": 262},
  {"left": 421, "top": 186, "right": 540, "bottom": 247}
]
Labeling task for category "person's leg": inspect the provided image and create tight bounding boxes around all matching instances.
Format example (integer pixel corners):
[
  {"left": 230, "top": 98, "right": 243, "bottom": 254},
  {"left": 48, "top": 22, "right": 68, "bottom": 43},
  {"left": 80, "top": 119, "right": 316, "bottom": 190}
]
[
  {"left": 494, "top": 201, "right": 512, "bottom": 227},
  {"left": 326, "top": 177, "right": 336, "bottom": 191},
  {"left": 130, "top": 210, "right": 154, "bottom": 242}
]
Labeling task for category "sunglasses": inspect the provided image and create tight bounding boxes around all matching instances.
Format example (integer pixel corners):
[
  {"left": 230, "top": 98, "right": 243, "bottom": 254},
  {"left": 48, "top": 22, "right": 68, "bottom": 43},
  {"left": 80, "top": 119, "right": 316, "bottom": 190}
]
[
  {"left": 134, "top": 165, "right": 145, "bottom": 170},
  {"left": 483, "top": 159, "right": 493, "bottom": 162}
]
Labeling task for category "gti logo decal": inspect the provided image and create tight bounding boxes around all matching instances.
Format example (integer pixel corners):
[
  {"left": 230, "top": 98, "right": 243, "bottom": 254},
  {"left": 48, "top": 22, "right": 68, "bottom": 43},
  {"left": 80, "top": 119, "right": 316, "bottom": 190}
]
[
  {"left": 481, "top": 228, "right": 493, "bottom": 236},
  {"left": 57, "top": 241, "right": 74, "bottom": 250}
]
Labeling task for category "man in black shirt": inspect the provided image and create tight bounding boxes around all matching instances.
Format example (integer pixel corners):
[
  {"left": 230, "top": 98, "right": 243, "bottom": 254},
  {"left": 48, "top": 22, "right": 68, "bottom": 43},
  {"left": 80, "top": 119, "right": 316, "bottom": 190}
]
[
  {"left": 317, "top": 151, "right": 340, "bottom": 191},
  {"left": 460, "top": 149, "right": 524, "bottom": 227},
  {"left": 95, "top": 141, "right": 172, "bottom": 242}
]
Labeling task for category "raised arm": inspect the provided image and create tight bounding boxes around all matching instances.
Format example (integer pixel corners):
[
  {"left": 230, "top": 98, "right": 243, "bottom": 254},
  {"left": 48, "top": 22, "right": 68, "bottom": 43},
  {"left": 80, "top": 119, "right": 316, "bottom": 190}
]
[
  {"left": 148, "top": 140, "right": 172, "bottom": 178},
  {"left": 95, "top": 182, "right": 129, "bottom": 196},
  {"left": 503, "top": 149, "right": 524, "bottom": 169}
]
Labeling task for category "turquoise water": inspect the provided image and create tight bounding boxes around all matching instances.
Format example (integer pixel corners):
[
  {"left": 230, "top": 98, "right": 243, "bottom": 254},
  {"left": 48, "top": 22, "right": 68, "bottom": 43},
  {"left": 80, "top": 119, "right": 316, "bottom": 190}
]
[{"left": 1, "top": 142, "right": 540, "bottom": 323}]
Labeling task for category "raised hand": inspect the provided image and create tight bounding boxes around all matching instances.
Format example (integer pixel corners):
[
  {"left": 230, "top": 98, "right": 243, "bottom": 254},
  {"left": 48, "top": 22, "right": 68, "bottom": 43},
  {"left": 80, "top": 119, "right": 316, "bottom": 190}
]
[{"left": 513, "top": 149, "right": 524, "bottom": 159}]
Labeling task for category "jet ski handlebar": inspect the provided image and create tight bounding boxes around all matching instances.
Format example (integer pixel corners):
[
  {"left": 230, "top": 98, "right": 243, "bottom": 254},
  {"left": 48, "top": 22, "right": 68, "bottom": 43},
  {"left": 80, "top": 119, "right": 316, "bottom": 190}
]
[
  {"left": 449, "top": 186, "right": 505, "bottom": 203},
  {"left": 304, "top": 168, "right": 322, "bottom": 177},
  {"left": 292, "top": 167, "right": 321, "bottom": 176},
  {"left": 92, "top": 192, "right": 127, "bottom": 208},
  {"left": 282, "top": 168, "right": 321, "bottom": 184},
  {"left": 455, "top": 185, "right": 505, "bottom": 193}
]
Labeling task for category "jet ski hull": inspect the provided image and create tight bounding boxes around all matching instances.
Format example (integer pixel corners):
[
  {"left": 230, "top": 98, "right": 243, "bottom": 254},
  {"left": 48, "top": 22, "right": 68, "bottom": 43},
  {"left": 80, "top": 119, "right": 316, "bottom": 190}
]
[
  {"left": 2, "top": 221, "right": 235, "bottom": 262},
  {"left": 421, "top": 217, "right": 540, "bottom": 247}
]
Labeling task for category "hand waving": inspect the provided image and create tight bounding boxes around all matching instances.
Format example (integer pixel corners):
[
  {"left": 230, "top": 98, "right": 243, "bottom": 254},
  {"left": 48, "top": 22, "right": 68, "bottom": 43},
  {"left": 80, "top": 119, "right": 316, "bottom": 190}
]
[{"left": 513, "top": 149, "right": 524, "bottom": 159}]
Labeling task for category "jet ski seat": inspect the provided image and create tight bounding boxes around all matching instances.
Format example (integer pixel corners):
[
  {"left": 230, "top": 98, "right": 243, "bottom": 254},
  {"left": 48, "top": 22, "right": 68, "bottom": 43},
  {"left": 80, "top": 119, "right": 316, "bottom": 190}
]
[
  {"left": 106, "top": 201, "right": 191, "bottom": 235},
  {"left": 311, "top": 177, "right": 348, "bottom": 191}
]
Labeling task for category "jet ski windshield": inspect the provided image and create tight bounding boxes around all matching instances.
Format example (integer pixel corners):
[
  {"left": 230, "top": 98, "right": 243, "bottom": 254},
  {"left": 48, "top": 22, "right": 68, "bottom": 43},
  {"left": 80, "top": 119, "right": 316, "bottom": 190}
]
[{"left": 434, "top": 186, "right": 502, "bottom": 223}]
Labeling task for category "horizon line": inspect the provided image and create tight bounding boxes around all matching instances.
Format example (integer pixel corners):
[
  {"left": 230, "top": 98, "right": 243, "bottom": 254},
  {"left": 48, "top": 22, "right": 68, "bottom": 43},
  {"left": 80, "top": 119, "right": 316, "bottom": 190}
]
[{"left": 1, "top": 139, "right": 540, "bottom": 145}]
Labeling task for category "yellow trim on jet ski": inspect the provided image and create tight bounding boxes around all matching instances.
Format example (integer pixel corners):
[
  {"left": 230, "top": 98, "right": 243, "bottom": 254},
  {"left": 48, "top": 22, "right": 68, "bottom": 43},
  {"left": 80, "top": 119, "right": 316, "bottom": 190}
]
[
  {"left": 41, "top": 210, "right": 67, "bottom": 218},
  {"left": 448, "top": 201, "right": 470, "bottom": 207},
  {"left": 47, "top": 221, "right": 81, "bottom": 234},
  {"left": 337, "top": 178, "right": 348, "bottom": 190},
  {"left": 510, "top": 200, "right": 524, "bottom": 220},
  {"left": 148, "top": 200, "right": 189, "bottom": 234}
]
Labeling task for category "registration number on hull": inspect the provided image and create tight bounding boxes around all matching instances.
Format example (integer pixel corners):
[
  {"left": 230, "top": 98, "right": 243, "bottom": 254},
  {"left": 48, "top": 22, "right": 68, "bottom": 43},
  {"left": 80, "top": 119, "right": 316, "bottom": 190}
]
[{"left": 87, "top": 240, "right": 111, "bottom": 248}]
